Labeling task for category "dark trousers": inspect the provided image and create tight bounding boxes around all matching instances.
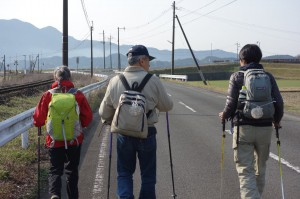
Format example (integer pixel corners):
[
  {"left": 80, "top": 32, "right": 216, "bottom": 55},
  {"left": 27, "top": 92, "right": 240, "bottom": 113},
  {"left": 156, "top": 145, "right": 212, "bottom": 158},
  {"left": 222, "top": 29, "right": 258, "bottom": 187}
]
[
  {"left": 117, "top": 127, "right": 157, "bottom": 199},
  {"left": 48, "top": 145, "right": 81, "bottom": 199}
]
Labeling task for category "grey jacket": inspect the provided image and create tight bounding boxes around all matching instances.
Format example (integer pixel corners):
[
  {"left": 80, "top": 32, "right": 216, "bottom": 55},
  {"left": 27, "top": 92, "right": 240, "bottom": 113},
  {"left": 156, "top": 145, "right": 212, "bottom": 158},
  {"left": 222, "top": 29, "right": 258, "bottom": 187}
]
[
  {"left": 99, "top": 66, "right": 173, "bottom": 126},
  {"left": 222, "top": 63, "right": 284, "bottom": 126}
]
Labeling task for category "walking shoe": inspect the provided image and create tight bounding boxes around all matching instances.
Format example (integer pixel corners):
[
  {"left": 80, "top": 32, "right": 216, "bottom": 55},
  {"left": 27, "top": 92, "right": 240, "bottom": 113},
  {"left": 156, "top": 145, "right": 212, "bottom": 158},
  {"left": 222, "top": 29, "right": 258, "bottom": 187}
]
[{"left": 50, "top": 195, "right": 59, "bottom": 199}]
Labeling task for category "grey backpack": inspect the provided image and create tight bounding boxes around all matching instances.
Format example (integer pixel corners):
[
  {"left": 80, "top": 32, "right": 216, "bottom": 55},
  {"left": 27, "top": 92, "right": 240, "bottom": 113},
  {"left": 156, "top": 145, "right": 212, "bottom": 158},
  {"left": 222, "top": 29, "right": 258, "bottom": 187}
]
[
  {"left": 241, "top": 69, "right": 275, "bottom": 119},
  {"left": 111, "top": 73, "right": 153, "bottom": 138}
]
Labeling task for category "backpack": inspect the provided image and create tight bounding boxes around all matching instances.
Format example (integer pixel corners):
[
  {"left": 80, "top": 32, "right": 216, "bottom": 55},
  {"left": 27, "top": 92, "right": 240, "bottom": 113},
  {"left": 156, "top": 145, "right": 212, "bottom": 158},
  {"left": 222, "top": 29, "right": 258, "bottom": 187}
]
[
  {"left": 46, "top": 88, "right": 82, "bottom": 148},
  {"left": 111, "top": 73, "right": 153, "bottom": 138},
  {"left": 241, "top": 69, "right": 275, "bottom": 119}
]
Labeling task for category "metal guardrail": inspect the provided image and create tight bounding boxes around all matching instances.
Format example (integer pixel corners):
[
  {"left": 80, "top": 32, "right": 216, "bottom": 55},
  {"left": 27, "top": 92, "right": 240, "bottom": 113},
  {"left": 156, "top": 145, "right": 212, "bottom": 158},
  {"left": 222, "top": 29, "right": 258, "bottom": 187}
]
[
  {"left": 0, "top": 76, "right": 108, "bottom": 148},
  {"left": 159, "top": 74, "right": 188, "bottom": 81}
]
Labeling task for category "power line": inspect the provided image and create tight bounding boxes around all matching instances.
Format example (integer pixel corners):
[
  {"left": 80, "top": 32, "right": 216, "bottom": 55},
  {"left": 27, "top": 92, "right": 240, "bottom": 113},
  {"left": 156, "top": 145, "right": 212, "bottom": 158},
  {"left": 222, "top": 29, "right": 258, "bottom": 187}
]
[
  {"left": 126, "top": 7, "right": 172, "bottom": 30},
  {"left": 207, "top": 15, "right": 300, "bottom": 35},
  {"left": 180, "top": 0, "right": 238, "bottom": 25},
  {"left": 122, "top": 0, "right": 238, "bottom": 44},
  {"left": 180, "top": 0, "right": 217, "bottom": 18},
  {"left": 69, "top": 31, "right": 91, "bottom": 51},
  {"left": 80, "top": 0, "right": 91, "bottom": 28}
]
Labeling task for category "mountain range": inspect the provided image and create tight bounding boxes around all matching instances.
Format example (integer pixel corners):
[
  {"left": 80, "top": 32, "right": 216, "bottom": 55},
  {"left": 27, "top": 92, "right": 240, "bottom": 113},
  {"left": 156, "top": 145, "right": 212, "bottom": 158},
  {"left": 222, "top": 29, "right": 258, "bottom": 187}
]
[{"left": 0, "top": 19, "right": 295, "bottom": 70}]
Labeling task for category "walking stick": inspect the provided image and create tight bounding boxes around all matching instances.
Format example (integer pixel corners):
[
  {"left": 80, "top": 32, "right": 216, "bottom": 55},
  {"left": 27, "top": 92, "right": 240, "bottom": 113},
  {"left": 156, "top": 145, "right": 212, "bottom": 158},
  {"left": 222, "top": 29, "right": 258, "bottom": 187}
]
[
  {"left": 220, "top": 121, "right": 226, "bottom": 199},
  {"left": 276, "top": 126, "right": 285, "bottom": 199},
  {"left": 37, "top": 127, "right": 42, "bottom": 199},
  {"left": 107, "top": 132, "right": 113, "bottom": 199},
  {"left": 166, "top": 112, "right": 177, "bottom": 198}
]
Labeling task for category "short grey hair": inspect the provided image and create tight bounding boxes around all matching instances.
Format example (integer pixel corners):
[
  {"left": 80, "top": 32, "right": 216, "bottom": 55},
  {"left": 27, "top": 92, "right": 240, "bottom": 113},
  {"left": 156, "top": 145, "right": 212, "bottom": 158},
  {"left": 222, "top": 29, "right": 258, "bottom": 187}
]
[
  {"left": 127, "top": 53, "right": 147, "bottom": 66},
  {"left": 54, "top": 66, "right": 71, "bottom": 81}
]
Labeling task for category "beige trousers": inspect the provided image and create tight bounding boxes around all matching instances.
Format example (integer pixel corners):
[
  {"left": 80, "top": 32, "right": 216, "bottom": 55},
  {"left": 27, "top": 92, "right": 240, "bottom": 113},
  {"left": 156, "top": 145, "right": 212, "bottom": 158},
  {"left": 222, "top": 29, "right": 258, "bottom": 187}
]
[{"left": 233, "top": 125, "right": 272, "bottom": 199}]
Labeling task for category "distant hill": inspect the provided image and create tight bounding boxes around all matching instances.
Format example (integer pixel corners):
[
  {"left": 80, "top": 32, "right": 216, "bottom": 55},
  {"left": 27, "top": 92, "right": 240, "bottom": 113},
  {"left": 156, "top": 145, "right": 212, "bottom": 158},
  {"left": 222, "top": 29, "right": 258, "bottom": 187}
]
[
  {"left": 0, "top": 19, "right": 295, "bottom": 70},
  {"left": 263, "top": 55, "right": 296, "bottom": 59}
]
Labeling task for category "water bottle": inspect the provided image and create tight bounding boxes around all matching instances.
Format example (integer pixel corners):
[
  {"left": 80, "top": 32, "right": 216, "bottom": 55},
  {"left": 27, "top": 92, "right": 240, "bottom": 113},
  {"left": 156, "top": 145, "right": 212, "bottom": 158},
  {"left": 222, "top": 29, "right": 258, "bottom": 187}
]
[{"left": 237, "top": 86, "right": 247, "bottom": 110}]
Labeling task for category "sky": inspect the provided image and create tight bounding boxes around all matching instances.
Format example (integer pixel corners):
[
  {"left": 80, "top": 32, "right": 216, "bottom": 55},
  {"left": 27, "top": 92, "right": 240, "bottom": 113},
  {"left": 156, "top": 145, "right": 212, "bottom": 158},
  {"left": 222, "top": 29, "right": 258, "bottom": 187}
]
[{"left": 1, "top": 0, "right": 300, "bottom": 57}]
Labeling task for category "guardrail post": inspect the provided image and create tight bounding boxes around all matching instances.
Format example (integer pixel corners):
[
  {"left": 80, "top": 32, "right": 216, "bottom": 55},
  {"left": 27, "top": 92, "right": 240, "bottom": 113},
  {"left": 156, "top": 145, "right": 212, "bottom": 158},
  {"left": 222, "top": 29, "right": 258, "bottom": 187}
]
[{"left": 22, "top": 131, "right": 29, "bottom": 148}]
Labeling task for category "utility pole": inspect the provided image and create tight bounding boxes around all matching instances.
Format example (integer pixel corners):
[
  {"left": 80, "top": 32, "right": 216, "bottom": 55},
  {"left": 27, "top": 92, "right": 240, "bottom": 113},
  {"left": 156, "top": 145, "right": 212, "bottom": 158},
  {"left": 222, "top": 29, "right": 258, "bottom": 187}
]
[
  {"left": 29, "top": 55, "right": 32, "bottom": 73},
  {"left": 37, "top": 54, "right": 40, "bottom": 73},
  {"left": 171, "top": 1, "right": 175, "bottom": 75},
  {"left": 118, "top": 27, "right": 125, "bottom": 71},
  {"left": 90, "top": 21, "right": 94, "bottom": 77},
  {"left": 3, "top": 55, "right": 6, "bottom": 80},
  {"left": 63, "top": 0, "right": 68, "bottom": 66},
  {"left": 210, "top": 43, "right": 212, "bottom": 63},
  {"left": 176, "top": 15, "right": 207, "bottom": 85},
  {"left": 236, "top": 42, "right": 240, "bottom": 62},
  {"left": 76, "top": 57, "right": 79, "bottom": 72},
  {"left": 23, "top": 55, "right": 27, "bottom": 74},
  {"left": 103, "top": 30, "right": 106, "bottom": 69},
  {"left": 109, "top": 35, "right": 112, "bottom": 69},
  {"left": 14, "top": 57, "right": 18, "bottom": 74}
]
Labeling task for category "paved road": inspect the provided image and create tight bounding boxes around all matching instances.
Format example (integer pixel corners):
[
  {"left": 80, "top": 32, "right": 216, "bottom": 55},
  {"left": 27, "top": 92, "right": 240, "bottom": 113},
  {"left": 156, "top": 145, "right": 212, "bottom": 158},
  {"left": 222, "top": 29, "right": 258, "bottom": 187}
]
[{"left": 49, "top": 81, "right": 300, "bottom": 199}]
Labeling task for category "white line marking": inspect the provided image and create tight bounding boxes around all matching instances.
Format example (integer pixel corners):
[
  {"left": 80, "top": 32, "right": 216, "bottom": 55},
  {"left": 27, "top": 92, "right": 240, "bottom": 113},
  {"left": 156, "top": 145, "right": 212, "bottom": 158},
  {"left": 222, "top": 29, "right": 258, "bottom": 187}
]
[
  {"left": 226, "top": 132, "right": 300, "bottom": 174},
  {"left": 269, "top": 152, "right": 300, "bottom": 174},
  {"left": 92, "top": 129, "right": 109, "bottom": 199},
  {"left": 167, "top": 93, "right": 172, "bottom": 96},
  {"left": 179, "top": 101, "right": 197, "bottom": 112}
]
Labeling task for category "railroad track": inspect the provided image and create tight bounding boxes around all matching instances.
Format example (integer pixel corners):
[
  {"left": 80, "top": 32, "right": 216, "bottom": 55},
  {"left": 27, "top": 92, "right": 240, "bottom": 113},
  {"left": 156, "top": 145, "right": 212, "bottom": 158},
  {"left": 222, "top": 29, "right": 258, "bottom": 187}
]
[{"left": 0, "top": 79, "right": 53, "bottom": 95}]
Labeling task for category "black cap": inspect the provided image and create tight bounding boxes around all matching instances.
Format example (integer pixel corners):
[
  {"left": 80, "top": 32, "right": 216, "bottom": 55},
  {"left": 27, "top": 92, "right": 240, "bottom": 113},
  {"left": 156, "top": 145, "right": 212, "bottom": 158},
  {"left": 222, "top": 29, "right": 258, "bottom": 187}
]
[{"left": 126, "top": 45, "right": 155, "bottom": 61}]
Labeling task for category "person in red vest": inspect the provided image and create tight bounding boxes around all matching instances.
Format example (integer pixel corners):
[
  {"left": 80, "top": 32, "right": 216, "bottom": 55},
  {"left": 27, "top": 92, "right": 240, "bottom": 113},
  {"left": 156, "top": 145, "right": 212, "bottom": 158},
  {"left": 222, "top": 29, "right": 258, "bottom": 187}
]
[{"left": 33, "top": 66, "right": 93, "bottom": 199}]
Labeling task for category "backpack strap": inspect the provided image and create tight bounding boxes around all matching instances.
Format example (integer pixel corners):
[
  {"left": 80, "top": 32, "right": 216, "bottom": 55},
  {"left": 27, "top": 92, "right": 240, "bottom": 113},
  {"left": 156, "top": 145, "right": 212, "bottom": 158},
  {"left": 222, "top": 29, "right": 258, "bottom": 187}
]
[
  {"left": 48, "top": 87, "right": 78, "bottom": 94},
  {"left": 67, "top": 88, "right": 78, "bottom": 94},
  {"left": 119, "top": 74, "right": 131, "bottom": 90},
  {"left": 48, "top": 88, "right": 59, "bottom": 94},
  {"left": 136, "top": 73, "right": 153, "bottom": 92},
  {"left": 119, "top": 73, "right": 153, "bottom": 92}
]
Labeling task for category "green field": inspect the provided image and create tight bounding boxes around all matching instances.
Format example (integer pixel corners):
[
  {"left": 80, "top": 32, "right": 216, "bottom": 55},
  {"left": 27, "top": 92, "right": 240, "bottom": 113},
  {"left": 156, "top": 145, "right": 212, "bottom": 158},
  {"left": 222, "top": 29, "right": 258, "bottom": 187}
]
[
  {"left": 152, "top": 62, "right": 300, "bottom": 80},
  {"left": 197, "top": 79, "right": 300, "bottom": 91},
  {"left": 157, "top": 62, "right": 300, "bottom": 114}
]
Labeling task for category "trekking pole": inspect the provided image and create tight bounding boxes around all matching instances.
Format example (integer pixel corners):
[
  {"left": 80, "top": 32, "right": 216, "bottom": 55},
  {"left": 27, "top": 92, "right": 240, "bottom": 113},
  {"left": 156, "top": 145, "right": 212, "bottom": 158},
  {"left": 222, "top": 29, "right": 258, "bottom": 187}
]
[
  {"left": 166, "top": 112, "right": 177, "bottom": 199},
  {"left": 107, "top": 132, "right": 113, "bottom": 199},
  {"left": 37, "top": 127, "right": 42, "bottom": 199},
  {"left": 276, "top": 126, "right": 285, "bottom": 199},
  {"left": 220, "top": 120, "right": 226, "bottom": 199}
]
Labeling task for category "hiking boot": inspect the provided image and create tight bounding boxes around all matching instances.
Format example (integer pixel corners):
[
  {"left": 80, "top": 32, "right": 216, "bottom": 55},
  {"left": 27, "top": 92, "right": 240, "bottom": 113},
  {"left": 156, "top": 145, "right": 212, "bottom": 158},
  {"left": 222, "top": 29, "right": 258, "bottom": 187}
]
[{"left": 50, "top": 195, "right": 60, "bottom": 199}]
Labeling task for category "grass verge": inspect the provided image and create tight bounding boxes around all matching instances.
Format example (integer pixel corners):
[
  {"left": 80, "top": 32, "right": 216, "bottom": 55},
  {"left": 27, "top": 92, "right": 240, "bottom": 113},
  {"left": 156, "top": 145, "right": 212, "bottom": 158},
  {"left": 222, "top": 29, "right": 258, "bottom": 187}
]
[{"left": 165, "top": 79, "right": 300, "bottom": 114}]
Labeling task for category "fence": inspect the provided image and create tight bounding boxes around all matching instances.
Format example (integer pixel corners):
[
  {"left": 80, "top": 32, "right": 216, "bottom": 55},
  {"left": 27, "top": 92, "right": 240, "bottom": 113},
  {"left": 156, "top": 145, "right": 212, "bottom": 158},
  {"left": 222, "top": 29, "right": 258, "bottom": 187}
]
[{"left": 0, "top": 76, "right": 108, "bottom": 148}]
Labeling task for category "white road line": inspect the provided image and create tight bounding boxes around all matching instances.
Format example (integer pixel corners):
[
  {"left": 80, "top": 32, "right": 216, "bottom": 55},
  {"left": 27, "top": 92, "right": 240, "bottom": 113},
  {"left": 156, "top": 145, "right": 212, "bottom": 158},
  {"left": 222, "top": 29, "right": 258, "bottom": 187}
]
[
  {"left": 269, "top": 152, "right": 300, "bottom": 174},
  {"left": 167, "top": 93, "right": 172, "bottom": 96},
  {"left": 179, "top": 101, "right": 197, "bottom": 112},
  {"left": 225, "top": 132, "right": 300, "bottom": 174},
  {"left": 92, "top": 128, "right": 109, "bottom": 199}
]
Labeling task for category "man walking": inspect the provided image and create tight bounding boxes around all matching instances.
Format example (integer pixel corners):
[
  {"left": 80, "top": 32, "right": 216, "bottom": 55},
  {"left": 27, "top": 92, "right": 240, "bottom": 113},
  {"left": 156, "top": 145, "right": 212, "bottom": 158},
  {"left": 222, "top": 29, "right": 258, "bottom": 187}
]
[{"left": 99, "top": 45, "right": 173, "bottom": 199}]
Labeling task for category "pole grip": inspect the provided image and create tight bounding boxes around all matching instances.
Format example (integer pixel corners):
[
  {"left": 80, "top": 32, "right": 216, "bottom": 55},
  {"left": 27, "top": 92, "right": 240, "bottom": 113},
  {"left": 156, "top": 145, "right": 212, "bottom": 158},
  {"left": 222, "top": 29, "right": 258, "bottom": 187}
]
[
  {"left": 276, "top": 126, "right": 279, "bottom": 138},
  {"left": 222, "top": 120, "right": 225, "bottom": 132},
  {"left": 38, "top": 127, "right": 42, "bottom": 136}
]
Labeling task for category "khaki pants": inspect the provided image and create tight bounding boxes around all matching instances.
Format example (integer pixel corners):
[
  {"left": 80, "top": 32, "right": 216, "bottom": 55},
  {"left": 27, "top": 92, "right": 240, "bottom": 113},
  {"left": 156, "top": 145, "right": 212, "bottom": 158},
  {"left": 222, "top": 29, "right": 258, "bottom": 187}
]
[{"left": 233, "top": 125, "right": 272, "bottom": 199}]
